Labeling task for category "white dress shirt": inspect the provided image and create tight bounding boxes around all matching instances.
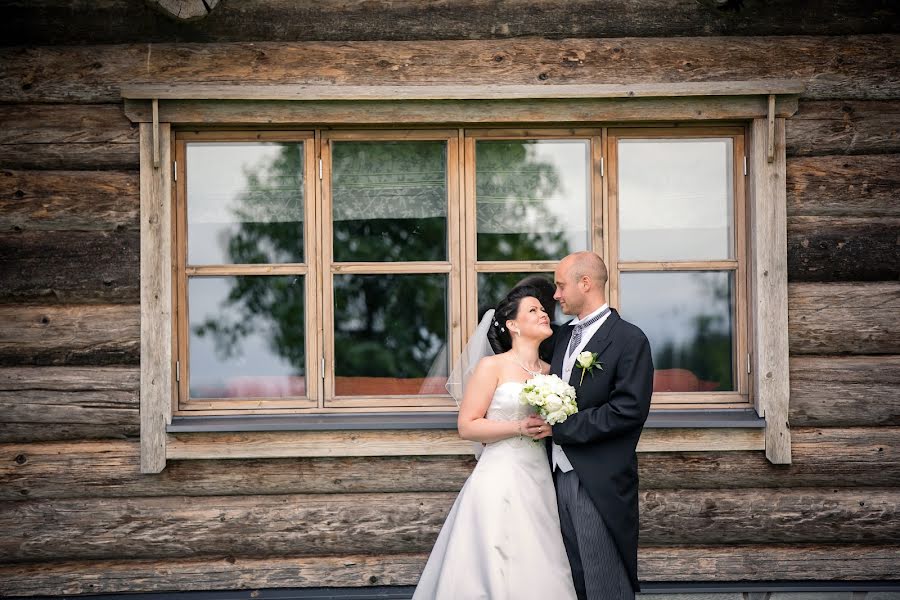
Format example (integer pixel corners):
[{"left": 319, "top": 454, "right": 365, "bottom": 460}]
[{"left": 552, "top": 303, "right": 611, "bottom": 472}]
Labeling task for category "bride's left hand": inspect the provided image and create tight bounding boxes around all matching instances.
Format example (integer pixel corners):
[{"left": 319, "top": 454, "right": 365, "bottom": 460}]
[{"left": 530, "top": 418, "right": 553, "bottom": 440}]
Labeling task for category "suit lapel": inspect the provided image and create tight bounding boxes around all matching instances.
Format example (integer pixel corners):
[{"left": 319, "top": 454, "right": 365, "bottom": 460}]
[{"left": 567, "top": 310, "right": 621, "bottom": 387}]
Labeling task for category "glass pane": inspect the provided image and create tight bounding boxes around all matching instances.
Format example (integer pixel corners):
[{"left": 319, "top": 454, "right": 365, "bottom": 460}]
[
  {"left": 333, "top": 274, "right": 448, "bottom": 396},
  {"left": 332, "top": 141, "right": 447, "bottom": 262},
  {"left": 187, "top": 142, "right": 305, "bottom": 265},
  {"left": 477, "top": 272, "right": 564, "bottom": 324},
  {"left": 188, "top": 276, "right": 306, "bottom": 399},
  {"left": 619, "top": 271, "right": 734, "bottom": 392},
  {"left": 618, "top": 138, "right": 734, "bottom": 261},
  {"left": 476, "top": 140, "right": 590, "bottom": 261}
]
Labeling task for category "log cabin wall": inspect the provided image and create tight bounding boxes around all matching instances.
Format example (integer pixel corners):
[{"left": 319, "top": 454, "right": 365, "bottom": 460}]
[{"left": 0, "top": 1, "right": 898, "bottom": 595}]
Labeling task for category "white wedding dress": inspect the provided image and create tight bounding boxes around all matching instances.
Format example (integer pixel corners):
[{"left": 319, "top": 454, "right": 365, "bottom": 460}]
[{"left": 412, "top": 381, "right": 578, "bottom": 600}]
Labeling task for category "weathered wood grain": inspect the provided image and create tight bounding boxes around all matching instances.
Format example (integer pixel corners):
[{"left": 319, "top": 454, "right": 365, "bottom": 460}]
[
  {"left": 748, "top": 116, "right": 791, "bottom": 462},
  {"left": 0, "top": 170, "right": 139, "bottom": 233},
  {"left": 2, "top": 0, "right": 898, "bottom": 46},
  {"left": 0, "top": 304, "right": 140, "bottom": 366},
  {"left": 788, "top": 282, "right": 900, "bottom": 355},
  {"left": 124, "top": 95, "right": 798, "bottom": 125},
  {"left": 0, "top": 366, "right": 139, "bottom": 444},
  {"left": 3, "top": 543, "right": 900, "bottom": 596},
  {"left": 3, "top": 427, "right": 898, "bottom": 501},
  {"left": 640, "top": 427, "right": 900, "bottom": 490},
  {"left": 787, "top": 216, "right": 900, "bottom": 282},
  {"left": 637, "top": 544, "right": 900, "bottom": 582},
  {"left": 0, "top": 230, "right": 139, "bottom": 303},
  {"left": 2, "top": 544, "right": 897, "bottom": 596},
  {"left": 0, "top": 105, "right": 138, "bottom": 170},
  {"left": 1, "top": 488, "right": 897, "bottom": 561},
  {"left": 1, "top": 36, "right": 897, "bottom": 104},
  {"left": 787, "top": 154, "right": 900, "bottom": 217},
  {"left": 790, "top": 356, "right": 900, "bottom": 427},
  {"left": 787, "top": 100, "right": 900, "bottom": 156}
]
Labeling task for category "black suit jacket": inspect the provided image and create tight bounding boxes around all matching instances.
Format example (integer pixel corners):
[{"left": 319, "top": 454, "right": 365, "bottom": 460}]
[{"left": 549, "top": 308, "right": 654, "bottom": 591}]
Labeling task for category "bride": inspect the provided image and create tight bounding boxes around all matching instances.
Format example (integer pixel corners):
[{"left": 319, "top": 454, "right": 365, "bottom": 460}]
[{"left": 413, "top": 285, "right": 577, "bottom": 599}]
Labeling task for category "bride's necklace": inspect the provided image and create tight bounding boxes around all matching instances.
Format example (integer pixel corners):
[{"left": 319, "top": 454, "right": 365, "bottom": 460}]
[{"left": 510, "top": 350, "right": 542, "bottom": 377}]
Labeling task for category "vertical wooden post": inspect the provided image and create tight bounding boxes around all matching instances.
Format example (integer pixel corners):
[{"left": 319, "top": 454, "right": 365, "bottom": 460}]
[
  {"left": 749, "top": 116, "right": 791, "bottom": 464},
  {"left": 140, "top": 122, "right": 173, "bottom": 473}
]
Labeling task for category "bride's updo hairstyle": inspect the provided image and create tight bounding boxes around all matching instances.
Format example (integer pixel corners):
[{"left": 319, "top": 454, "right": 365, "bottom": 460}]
[{"left": 487, "top": 285, "right": 542, "bottom": 354}]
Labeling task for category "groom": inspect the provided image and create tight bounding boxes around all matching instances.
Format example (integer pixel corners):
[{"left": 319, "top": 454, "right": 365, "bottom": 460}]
[{"left": 538, "top": 251, "right": 654, "bottom": 600}]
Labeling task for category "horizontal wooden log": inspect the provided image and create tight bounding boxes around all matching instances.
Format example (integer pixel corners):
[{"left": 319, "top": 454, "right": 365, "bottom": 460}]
[
  {"left": 786, "top": 216, "right": 900, "bottom": 282},
  {"left": 0, "top": 170, "right": 139, "bottom": 232},
  {"left": 788, "top": 282, "right": 900, "bottom": 355},
  {"left": 640, "top": 427, "right": 900, "bottom": 489},
  {"left": 637, "top": 544, "right": 900, "bottom": 582},
  {"left": 0, "top": 366, "right": 139, "bottom": 444},
  {"left": 0, "top": 230, "right": 139, "bottom": 303},
  {"left": 1, "top": 488, "right": 897, "bottom": 561},
  {"left": 0, "top": 554, "right": 425, "bottom": 596},
  {"left": 791, "top": 356, "right": 900, "bottom": 427},
  {"left": 1, "top": 36, "right": 896, "bottom": 104},
  {"left": 787, "top": 100, "right": 900, "bottom": 156},
  {"left": 3, "top": 427, "right": 898, "bottom": 501},
  {"left": 2, "top": 544, "right": 899, "bottom": 596},
  {"left": 787, "top": 154, "right": 900, "bottom": 217},
  {"left": 0, "top": 304, "right": 139, "bottom": 366},
  {"left": 0, "top": 105, "right": 138, "bottom": 170},
  {"left": 2, "top": 0, "right": 897, "bottom": 46}
]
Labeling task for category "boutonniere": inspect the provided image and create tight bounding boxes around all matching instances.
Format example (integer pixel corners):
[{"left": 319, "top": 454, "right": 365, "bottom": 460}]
[{"left": 575, "top": 351, "right": 602, "bottom": 385}]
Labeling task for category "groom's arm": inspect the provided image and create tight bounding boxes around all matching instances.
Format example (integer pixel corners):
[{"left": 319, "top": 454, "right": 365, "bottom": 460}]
[{"left": 551, "top": 335, "right": 654, "bottom": 445}]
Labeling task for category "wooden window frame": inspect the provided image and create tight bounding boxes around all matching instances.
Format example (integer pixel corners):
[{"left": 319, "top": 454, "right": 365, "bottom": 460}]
[
  {"left": 133, "top": 83, "right": 797, "bottom": 472},
  {"left": 607, "top": 127, "right": 750, "bottom": 410},
  {"left": 173, "top": 131, "right": 320, "bottom": 414}
]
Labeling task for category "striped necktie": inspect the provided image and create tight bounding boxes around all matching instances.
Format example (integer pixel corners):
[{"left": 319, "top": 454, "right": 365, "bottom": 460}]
[{"left": 567, "top": 307, "right": 611, "bottom": 357}]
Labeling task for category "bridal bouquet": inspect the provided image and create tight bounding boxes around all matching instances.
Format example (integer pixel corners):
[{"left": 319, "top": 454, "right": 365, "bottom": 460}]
[{"left": 519, "top": 373, "right": 578, "bottom": 425}]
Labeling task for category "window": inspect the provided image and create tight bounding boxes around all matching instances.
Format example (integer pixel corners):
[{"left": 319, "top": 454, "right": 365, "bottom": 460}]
[
  {"left": 133, "top": 82, "right": 798, "bottom": 470},
  {"left": 173, "top": 126, "right": 750, "bottom": 415}
]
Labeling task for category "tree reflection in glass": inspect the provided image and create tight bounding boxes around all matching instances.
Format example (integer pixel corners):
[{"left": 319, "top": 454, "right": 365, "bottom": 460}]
[
  {"left": 620, "top": 271, "right": 734, "bottom": 392},
  {"left": 189, "top": 276, "right": 305, "bottom": 399},
  {"left": 332, "top": 141, "right": 447, "bottom": 262},
  {"left": 476, "top": 140, "right": 588, "bottom": 261},
  {"left": 186, "top": 142, "right": 304, "bottom": 265},
  {"left": 333, "top": 274, "right": 448, "bottom": 396}
]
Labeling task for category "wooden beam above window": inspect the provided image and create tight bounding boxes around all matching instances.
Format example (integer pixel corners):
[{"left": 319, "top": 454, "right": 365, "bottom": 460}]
[
  {"left": 122, "top": 81, "right": 803, "bottom": 125},
  {"left": 122, "top": 80, "right": 805, "bottom": 101}
]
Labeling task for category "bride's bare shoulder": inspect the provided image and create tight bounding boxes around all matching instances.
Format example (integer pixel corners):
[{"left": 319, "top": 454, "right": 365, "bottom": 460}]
[{"left": 476, "top": 353, "right": 507, "bottom": 374}]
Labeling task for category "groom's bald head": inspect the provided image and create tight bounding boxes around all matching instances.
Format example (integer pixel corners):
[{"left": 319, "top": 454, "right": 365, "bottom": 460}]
[
  {"left": 567, "top": 252, "right": 608, "bottom": 289},
  {"left": 554, "top": 252, "right": 608, "bottom": 318}
]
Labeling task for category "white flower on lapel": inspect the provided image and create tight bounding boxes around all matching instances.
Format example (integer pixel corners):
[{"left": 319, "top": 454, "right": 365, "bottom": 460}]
[{"left": 575, "top": 351, "right": 602, "bottom": 386}]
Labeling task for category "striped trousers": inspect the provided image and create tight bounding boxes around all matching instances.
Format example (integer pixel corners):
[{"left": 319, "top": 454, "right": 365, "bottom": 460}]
[{"left": 555, "top": 468, "right": 634, "bottom": 600}]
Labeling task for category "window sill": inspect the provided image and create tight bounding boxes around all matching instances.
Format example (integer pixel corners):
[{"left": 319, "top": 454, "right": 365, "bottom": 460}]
[
  {"left": 168, "top": 409, "right": 764, "bottom": 433},
  {"left": 164, "top": 410, "right": 765, "bottom": 461}
]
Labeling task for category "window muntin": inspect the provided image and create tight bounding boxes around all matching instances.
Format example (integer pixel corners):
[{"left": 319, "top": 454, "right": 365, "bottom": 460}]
[{"left": 175, "top": 127, "right": 748, "bottom": 414}]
